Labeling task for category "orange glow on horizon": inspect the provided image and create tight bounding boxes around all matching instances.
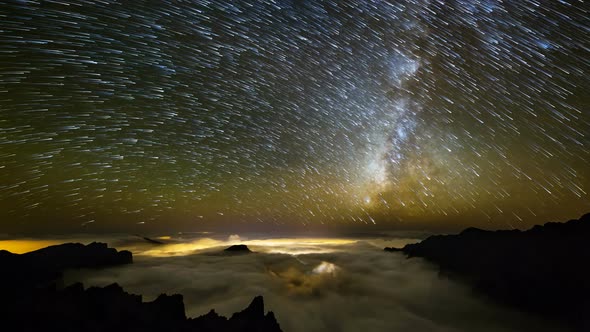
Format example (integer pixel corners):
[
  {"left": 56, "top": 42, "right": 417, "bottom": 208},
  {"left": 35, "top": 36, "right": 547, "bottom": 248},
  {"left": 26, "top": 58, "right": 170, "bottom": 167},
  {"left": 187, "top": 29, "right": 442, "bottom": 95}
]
[{"left": 0, "top": 240, "right": 63, "bottom": 254}]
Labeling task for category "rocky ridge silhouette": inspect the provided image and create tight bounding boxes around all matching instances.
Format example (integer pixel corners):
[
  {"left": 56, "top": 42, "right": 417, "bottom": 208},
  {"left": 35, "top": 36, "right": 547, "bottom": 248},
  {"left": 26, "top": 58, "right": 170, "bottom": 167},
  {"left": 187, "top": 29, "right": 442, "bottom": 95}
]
[{"left": 385, "top": 213, "right": 590, "bottom": 331}]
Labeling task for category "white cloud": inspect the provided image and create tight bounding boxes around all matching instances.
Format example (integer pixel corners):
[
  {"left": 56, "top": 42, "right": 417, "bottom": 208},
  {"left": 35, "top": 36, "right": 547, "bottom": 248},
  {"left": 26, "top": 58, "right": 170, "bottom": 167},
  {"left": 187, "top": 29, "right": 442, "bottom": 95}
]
[{"left": 228, "top": 234, "right": 242, "bottom": 242}]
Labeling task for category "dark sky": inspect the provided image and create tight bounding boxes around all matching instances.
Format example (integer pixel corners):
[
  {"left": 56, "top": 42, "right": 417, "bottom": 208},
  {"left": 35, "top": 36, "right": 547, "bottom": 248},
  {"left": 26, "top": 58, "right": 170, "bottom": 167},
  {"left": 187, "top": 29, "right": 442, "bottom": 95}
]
[{"left": 1, "top": 0, "right": 588, "bottom": 234}]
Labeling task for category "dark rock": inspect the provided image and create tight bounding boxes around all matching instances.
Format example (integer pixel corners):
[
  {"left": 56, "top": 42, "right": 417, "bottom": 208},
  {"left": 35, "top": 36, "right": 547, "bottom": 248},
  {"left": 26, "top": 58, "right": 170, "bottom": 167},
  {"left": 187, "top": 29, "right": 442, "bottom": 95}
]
[
  {"left": 392, "top": 213, "right": 590, "bottom": 331},
  {"left": 224, "top": 244, "right": 253, "bottom": 254},
  {"left": 4, "top": 280, "right": 281, "bottom": 332},
  {"left": 228, "top": 296, "right": 282, "bottom": 332},
  {"left": 190, "top": 296, "right": 282, "bottom": 332},
  {"left": 190, "top": 309, "right": 229, "bottom": 332},
  {"left": 146, "top": 293, "right": 187, "bottom": 322},
  {"left": 231, "top": 295, "right": 265, "bottom": 320}
]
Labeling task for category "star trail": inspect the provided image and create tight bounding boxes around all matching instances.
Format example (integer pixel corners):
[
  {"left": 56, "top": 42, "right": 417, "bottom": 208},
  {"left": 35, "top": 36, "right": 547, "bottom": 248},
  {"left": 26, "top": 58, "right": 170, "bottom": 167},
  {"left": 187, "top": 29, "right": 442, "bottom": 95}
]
[{"left": 1, "top": 0, "right": 588, "bottom": 233}]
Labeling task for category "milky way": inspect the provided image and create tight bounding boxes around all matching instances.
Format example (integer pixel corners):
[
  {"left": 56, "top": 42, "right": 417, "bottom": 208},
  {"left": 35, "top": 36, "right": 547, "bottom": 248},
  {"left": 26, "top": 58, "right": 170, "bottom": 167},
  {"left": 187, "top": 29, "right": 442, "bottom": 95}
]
[{"left": 1, "top": 0, "right": 588, "bottom": 232}]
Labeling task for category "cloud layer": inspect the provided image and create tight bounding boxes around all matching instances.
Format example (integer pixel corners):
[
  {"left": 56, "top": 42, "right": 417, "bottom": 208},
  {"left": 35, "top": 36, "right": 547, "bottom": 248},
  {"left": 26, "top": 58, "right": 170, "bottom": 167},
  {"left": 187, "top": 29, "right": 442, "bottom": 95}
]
[{"left": 65, "top": 238, "right": 564, "bottom": 332}]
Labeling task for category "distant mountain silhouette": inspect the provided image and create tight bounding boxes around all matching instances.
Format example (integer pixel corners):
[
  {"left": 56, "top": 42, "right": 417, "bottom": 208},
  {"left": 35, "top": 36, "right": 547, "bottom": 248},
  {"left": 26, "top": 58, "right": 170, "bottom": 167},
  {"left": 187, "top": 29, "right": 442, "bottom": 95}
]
[
  {"left": 386, "top": 213, "right": 590, "bottom": 331},
  {"left": 0, "top": 242, "right": 282, "bottom": 332},
  {"left": 0, "top": 242, "right": 132, "bottom": 293},
  {"left": 136, "top": 234, "right": 165, "bottom": 244},
  {"left": 224, "top": 244, "right": 253, "bottom": 254}
]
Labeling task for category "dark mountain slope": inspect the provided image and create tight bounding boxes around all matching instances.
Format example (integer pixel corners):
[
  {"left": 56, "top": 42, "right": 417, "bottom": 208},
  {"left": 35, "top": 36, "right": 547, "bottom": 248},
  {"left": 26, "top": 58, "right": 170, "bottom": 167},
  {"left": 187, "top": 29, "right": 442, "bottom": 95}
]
[{"left": 386, "top": 213, "right": 590, "bottom": 331}]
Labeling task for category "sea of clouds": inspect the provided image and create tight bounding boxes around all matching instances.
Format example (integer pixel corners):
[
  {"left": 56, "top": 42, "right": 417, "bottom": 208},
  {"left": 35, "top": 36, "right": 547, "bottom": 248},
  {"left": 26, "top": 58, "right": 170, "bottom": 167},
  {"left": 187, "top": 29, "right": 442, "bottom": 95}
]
[{"left": 63, "top": 235, "right": 563, "bottom": 332}]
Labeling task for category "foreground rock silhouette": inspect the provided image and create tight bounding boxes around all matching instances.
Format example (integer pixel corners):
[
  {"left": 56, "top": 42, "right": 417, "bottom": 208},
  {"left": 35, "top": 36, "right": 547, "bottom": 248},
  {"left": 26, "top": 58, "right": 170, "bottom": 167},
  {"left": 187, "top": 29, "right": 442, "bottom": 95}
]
[
  {"left": 386, "top": 213, "right": 590, "bottom": 331},
  {"left": 0, "top": 242, "right": 282, "bottom": 332}
]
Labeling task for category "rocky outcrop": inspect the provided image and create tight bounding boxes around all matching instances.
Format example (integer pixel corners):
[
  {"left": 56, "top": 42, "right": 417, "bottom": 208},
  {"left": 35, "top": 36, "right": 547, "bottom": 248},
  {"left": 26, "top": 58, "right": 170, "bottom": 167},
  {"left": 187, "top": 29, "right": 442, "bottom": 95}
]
[
  {"left": 0, "top": 242, "right": 282, "bottom": 332},
  {"left": 388, "top": 213, "right": 590, "bottom": 331},
  {"left": 3, "top": 281, "right": 281, "bottom": 332},
  {"left": 190, "top": 296, "right": 282, "bottom": 332},
  {"left": 224, "top": 244, "right": 253, "bottom": 254}
]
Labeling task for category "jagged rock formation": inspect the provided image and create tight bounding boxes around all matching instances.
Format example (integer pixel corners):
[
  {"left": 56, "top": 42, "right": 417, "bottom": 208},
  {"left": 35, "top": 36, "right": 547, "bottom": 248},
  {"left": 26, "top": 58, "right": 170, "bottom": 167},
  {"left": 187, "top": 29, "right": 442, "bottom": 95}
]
[
  {"left": 190, "top": 295, "right": 282, "bottom": 332},
  {"left": 387, "top": 213, "right": 590, "bottom": 331},
  {"left": 3, "top": 282, "right": 281, "bottom": 332},
  {"left": 0, "top": 242, "right": 282, "bottom": 332}
]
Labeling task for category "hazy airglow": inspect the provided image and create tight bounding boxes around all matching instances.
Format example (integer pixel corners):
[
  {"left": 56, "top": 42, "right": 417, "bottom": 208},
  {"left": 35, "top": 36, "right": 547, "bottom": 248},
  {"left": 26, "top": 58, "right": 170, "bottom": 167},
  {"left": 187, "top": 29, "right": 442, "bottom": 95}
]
[
  {"left": 0, "top": 236, "right": 421, "bottom": 259},
  {"left": 245, "top": 238, "right": 358, "bottom": 255},
  {"left": 0, "top": 240, "right": 63, "bottom": 254},
  {"left": 132, "top": 237, "right": 361, "bottom": 257}
]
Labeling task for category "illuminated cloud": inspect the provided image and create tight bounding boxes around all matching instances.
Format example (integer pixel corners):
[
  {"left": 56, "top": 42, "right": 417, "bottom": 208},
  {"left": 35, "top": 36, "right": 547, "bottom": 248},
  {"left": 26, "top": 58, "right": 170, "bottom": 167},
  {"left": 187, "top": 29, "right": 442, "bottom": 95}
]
[
  {"left": 311, "top": 261, "right": 339, "bottom": 275},
  {"left": 65, "top": 239, "right": 560, "bottom": 332}
]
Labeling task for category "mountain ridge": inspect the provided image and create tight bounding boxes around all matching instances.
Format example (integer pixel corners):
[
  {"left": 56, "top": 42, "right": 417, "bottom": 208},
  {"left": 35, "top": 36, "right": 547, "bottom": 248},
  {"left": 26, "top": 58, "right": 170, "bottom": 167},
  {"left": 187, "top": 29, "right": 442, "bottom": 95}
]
[{"left": 385, "top": 213, "right": 590, "bottom": 331}]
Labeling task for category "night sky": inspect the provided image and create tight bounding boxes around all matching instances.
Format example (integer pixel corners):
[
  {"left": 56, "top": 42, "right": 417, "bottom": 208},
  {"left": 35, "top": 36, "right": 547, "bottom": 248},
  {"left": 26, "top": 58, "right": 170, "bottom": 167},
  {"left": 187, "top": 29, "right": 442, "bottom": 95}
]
[{"left": 1, "top": 0, "right": 588, "bottom": 234}]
